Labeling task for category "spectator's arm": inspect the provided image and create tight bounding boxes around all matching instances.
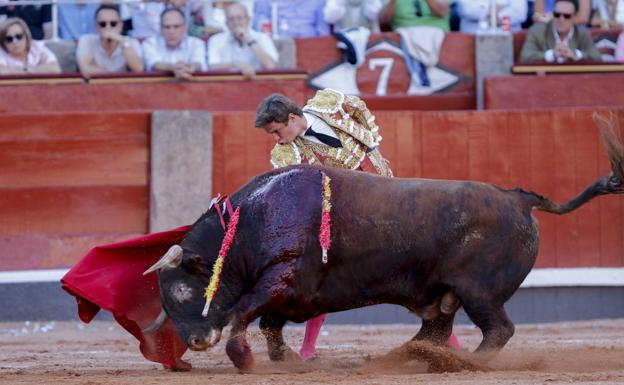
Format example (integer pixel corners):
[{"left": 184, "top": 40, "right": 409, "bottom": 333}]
[
  {"left": 323, "top": 0, "right": 347, "bottom": 25},
  {"left": 519, "top": 27, "right": 547, "bottom": 62},
  {"left": 189, "top": 38, "right": 207, "bottom": 71},
  {"left": 142, "top": 38, "right": 159, "bottom": 71},
  {"left": 576, "top": 0, "right": 591, "bottom": 25},
  {"left": 152, "top": 62, "right": 176, "bottom": 72},
  {"left": 365, "top": 0, "right": 383, "bottom": 21},
  {"left": 124, "top": 39, "right": 145, "bottom": 72},
  {"left": 424, "top": 0, "right": 450, "bottom": 18},
  {"left": 616, "top": 32, "right": 624, "bottom": 62},
  {"left": 29, "top": 44, "right": 61, "bottom": 73},
  {"left": 379, "top": 0, "right": 396, "bottom": 26},
  {"left": 43, "top": 23, "right": 53, "bottom": 40},
  {"left": 250, "top": 34, "right": 278, "bottom": 69},
  {"left": 28, "top": 61, "right": 61, "bottom": 74},
  {"left": 76, "top": 37, "right": 107, "bottom": 77},
  {"left": 498, "top": 0, "right": 527, "bottom": 26},
  {"left": 42, "top": 5, "right": 53, "bottom": 39},
  {"left": 577, "top": 28, "right": 601, "bottom": 61},
  {"left": 315, "top": 1, "right": 331, "bottom": 36}
]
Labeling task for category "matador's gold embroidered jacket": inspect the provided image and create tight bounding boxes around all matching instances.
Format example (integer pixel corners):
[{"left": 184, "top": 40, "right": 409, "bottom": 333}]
[{"left": 270, "top": 88, "right": 393, "bottom": 177}]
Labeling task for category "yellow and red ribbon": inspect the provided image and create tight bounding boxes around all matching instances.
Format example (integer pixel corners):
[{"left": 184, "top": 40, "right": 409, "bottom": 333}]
[
  {"left": 202, "top": 206, "right": 241, "bottom": 317},
  {"left": 319, "top": 172, "right": 332, "bottom": 263}
]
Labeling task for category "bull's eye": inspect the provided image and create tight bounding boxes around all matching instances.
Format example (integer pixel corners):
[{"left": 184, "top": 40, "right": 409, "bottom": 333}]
[{"left": 172, "top": 282, "right": 193, "bottom": 303}]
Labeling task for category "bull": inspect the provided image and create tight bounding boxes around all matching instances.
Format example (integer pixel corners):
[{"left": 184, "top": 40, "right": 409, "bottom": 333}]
[{"left": 143, "top": 116, "right": 624, "bottom": 371}]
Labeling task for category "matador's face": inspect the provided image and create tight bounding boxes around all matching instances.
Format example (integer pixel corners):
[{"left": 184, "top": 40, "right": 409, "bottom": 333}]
[{"left": 262, "top": 113, "right": 306, "bottom": 145}]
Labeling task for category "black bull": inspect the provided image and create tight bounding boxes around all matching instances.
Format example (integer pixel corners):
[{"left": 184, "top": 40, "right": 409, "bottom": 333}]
[{"left": 145, "top": 119, "right": 624, "bottom": 370}]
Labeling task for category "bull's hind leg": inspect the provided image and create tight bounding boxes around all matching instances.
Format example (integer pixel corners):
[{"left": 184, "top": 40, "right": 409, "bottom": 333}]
[
  {"left": 462, "top": 300, "right": 515, "bottom": 354},
  {"left": 413, "top": 292, "right": 460, "bottom": 345},
  {"left": 412, "top": 313, "right": 456, "bottom": 346},
  {"left": 259, "top": 313, "right": 298, "bottom": 361}
]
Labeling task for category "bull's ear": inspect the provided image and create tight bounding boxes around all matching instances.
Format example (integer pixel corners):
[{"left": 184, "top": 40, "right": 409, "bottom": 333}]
[{"left": 185, "top": 254, "right": 210, "bottom": 275}]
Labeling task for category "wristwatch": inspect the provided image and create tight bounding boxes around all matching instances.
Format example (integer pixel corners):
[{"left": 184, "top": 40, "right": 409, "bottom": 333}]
[
  {"left": 247, "top": 39, "right": 257, "bottom": 47},
  {"left": 122, "top": 38, "right": 131, "bottom": 49}
]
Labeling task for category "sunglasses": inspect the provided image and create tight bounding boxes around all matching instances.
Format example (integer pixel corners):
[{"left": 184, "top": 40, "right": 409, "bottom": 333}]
[
  {"left": 553, "top": 11, "right": 573, "bottom": 19},
  {"left": 4, "top": 33, "right": 24, "bottom": 44},
  {"left": 97, "top": 20, "right": 119, "bottom": 28}
]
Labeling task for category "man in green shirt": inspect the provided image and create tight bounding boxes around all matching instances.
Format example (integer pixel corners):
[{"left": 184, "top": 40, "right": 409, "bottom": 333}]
[{"left": 380, "top": 0, "right": 451, "bottom": 31}]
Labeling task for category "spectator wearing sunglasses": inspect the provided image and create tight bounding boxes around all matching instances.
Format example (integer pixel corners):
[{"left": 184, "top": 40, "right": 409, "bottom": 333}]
[
  {"left": 76, "top": 4, "right": 144, "bottom": 78},
  {"left": 379, "top": 0, "right": 451, "bottom": 31},
  {"left": 520, "top": 0, "right": 600, "bottom": 62},
  {"left": 0, "top": 17, "right": 60, "bottom": 74},
  {"left": 0, "top": 0, "right": 53, "bottom": 40},
  {"left": 532, "top": 0, "right": 590, "bottom": 24},
  {"left": 142, "top": 7, "right": 206, "bottom": 80}
]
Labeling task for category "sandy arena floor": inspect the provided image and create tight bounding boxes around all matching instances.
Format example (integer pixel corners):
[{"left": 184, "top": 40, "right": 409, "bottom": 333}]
[{"left": 1, "top": 319, "right": 623, "bottom": 385}]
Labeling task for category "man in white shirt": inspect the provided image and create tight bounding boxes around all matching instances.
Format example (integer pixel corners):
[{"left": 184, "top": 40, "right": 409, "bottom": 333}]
[
  {"left": 143, "top": 7, "right": 207, "bottom": 80},
  {"left": 76, "top": 4, "right": 144, "bottom": 78},
  {"left": 207, "top": 2, "right": 278, "bottom": 78}
]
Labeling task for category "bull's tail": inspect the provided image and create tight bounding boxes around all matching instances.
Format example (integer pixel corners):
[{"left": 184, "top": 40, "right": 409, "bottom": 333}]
[{"left": 529, "top": 112, "right": 624, "bottom": 215}]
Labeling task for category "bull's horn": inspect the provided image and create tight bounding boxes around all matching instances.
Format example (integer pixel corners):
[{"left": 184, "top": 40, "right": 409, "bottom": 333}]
[
  {"left": 142, "top": 308, "right": 168, "bottom": 334},
  {"left": 143, "top": 245, "right": 183, "bottom": 276}
]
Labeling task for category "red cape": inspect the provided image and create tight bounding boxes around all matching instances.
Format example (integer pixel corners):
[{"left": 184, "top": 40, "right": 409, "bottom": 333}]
[{"left": 61, "top": 226, "right": 193, "bottom": 370}]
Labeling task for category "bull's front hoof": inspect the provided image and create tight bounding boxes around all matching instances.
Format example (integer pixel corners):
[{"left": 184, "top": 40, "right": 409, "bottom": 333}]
[
  {"left": 163, "top": 359, "right": 192, "bottom": 371},
  {"left": 226, "top": 337, "right": 254, "bottom": 371}
]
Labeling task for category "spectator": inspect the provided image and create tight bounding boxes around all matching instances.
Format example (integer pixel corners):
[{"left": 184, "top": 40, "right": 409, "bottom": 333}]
[
  {"left": 0, "top": 0, "right": 52, "bottom": 40},
  {"left": 520, "top": 0, "right": 601, "bottom": 62},
  {"left": 0, "top": 17, "right": 60, "bottom": 74},
  {"left": 208, "top": 2, "right": 278, "bottom": 77},
  {"left": 128, "top": 0, "right": 165, "bottom": 38},
  {"left": 58, "top": 1, "right": 99, "bottom": 40},
  {"left": 323, "top": 0, "right": 383, "bottom": 32},
  {"left": 616, "top": 28, "right": 624, "bottom": 61},
  {"left": 379, "top": 0, "right": 451, "bottom": 31},
  {"left": 590, "top": 0, "right": 624, "bottom": 28},
  {"left": 456, "top": 0, "right": 527, "bottom": 33},
  {"left": 76, "top": 4, "right": 143, "bottom": 78},
  {"left": 143, "top": 7, "right": 206, "bottom": 79},
  {"left": 253, "top": 0, "right": 330, "bottom": 38},
  {"left": 190, "top": 0, "right": 226, "bottom": 39},
  {"left": 532, "top": 0, "right": 590, "bottom": 24}
]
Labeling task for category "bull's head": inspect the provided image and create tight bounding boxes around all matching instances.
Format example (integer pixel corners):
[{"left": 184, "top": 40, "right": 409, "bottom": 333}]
[{"left": 143, "top": 245, "right": 224, "bottom": 351}]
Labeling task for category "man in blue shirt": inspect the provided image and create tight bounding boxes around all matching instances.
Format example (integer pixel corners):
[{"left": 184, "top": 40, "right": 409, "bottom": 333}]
[
  {"left": 58, "top": 2, "right": 99, "bottom": 40},
  {"left": 253, "top": 0, "right": 330, "bottom": 38}
]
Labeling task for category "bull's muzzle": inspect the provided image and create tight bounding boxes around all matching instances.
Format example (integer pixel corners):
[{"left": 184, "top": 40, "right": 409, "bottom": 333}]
[{"left": 188, "top": 329, "right": 221, "bottom": 351}]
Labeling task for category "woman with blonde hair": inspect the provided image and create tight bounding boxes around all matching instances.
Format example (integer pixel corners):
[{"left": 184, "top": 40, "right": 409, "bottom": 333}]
[{"left": 0, "top": 17, "right": 61, "bottom": 74}]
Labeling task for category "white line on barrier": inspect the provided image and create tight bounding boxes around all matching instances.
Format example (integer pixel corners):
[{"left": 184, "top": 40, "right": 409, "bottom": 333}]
[{"left": 0, "top": 269, "right": 69, "bottom": 284}]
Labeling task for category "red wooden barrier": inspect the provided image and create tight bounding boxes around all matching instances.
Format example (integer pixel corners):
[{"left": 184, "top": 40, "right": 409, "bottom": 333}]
[
  {"left": 0, "top": 73, "right": 307, "bottom": 113},
  {"left": 0, "top": 111, "right": 151, "bottom": 269},
  {"left": 484, "top": 74, "right": 624, "bottom": 110}
]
